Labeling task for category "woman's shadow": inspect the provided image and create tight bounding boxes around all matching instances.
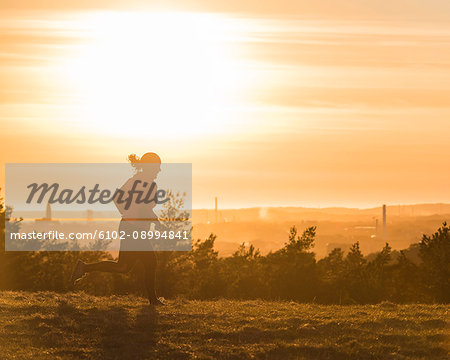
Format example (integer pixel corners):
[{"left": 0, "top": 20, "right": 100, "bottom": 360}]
[
  {"left": 22, "top": 301, "right": 159, "bottom": 359},
  {"left": 97, "top": 304, "right": 159, "bottom": 359}
]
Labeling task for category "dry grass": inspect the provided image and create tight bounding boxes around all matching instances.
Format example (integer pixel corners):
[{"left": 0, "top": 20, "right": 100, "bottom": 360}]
[{"left": 0, "top": 292, "right": 448, "bottom": 359}]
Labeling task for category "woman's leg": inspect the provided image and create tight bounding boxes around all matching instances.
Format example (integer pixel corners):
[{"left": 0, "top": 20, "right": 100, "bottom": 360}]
[
  {"left": 141, "top": 251, "right": 162, "bottom": 304},
  {"left": 84, "top": 251, "right": 137, "bottom": 273},
  {"left": 71, "top": 251, "right": 139, "bottom": 285},
  {"left": 71, "top": 251, "right": 138, "bottom": 284}
]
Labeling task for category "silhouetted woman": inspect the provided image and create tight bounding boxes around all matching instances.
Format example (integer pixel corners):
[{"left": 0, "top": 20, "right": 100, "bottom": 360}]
[{"left": 70, "top": 152, "right": 164, "bottom": 305}]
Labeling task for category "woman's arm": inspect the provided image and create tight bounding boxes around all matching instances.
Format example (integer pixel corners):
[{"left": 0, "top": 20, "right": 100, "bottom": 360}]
[{"left": 114, "top": 178, "right": 132, "bottom": 216}]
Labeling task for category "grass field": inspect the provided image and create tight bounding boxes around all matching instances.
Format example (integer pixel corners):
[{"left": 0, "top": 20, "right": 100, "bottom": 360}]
[{"left": 0, "top": 292, "right": 448, "bottom": 359}]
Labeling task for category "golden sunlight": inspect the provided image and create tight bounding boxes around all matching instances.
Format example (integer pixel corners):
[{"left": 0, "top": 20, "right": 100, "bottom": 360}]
[{"left": 62, "top": 12, "right": 250, "bottom": 137}]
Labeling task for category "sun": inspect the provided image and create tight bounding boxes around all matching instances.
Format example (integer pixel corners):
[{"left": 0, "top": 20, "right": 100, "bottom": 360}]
[{"left": 62, "top": 12, "right": 248, "bottom": 138}]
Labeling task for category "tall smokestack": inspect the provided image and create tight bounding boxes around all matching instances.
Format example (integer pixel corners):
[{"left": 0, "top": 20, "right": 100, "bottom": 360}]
[
  {"left": 382, "top": 204, "right": 387, "bottom": 242},
  {"left": 215, "top": 197, "right": 218, "bottom": 224},
  {"left": 46, "top": 201, "right": 52, "bottom": 220}
]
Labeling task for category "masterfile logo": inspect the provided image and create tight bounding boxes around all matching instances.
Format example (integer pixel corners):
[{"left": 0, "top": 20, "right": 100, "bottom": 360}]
[{"left": 5, "top": 163, "right": 192, "bottom": 251}]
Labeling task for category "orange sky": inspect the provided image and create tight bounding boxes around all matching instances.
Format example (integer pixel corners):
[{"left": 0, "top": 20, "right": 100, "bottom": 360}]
[{"left": 1, "top": 1, "right": 450, "bottom": 208}]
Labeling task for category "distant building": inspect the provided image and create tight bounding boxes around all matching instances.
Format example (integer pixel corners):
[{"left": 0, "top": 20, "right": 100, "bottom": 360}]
[{"left": 326, "top": 243, "right": 351, "bottom": 255}]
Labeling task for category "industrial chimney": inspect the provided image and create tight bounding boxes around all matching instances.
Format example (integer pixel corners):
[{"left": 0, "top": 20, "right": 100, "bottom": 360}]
[
  {"left": 46, "top": 201, "right": 52, "bottom": 220},
  {"left": 382, "top": 204, "right": 387, "bottom": 242}
]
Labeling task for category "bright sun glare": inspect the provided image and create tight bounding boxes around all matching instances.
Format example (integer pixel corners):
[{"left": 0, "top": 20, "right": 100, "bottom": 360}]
[{"left": 63, "top": 12, "right": 248, "bottom": 137}]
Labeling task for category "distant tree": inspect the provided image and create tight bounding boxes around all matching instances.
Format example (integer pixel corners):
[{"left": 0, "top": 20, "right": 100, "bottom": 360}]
[
  {"left": 285, "top": 226, "right": 316, "bottom": 253},
  {"left": 390, "top": 250, "right": 422, "bottom": 302},
  {"left": 184, "top": 234, "right": 226, "bottom": 299},
  {"left": 0, "top": 194, "right": 5, "bottom": 289},
  {"left": 154, "top": 190, "right": 191, "bottom": 297},
  {"left": 374, "top": 243, "right": 392, "bottom": 267},
  {"left": 157, "top": 190, "right": 191, "bottom": 235},
  {"left": 233, "top": 242, "right": 260, "bottom": 260},
  {"left": 365, "top": 243, "right": 392, "bottom": 302},
  {"left": 344, "top": 242, "right": 368, "bottom": 303},
  {"left": 224, "top": 243, "right": 263, "bottom": 298},
  {"left": 419, "top": 222, "right": 450, "bottom": 302},
  {"left": 0, "top": 191, "right": 24, "bottom": 290},
  {"left": 317, "top": 248, "right": 346, "bottom": 303},
  {"left": 265, "top": 226, "right": 318, "bottom": 301}
]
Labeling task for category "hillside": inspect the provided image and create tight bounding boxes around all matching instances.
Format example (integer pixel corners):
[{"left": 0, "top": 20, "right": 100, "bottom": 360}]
[{"left": 0, "top": 292, "right": 448, "bottom": 359}]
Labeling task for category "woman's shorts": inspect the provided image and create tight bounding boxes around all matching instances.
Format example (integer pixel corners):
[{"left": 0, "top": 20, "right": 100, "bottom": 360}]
[{"left": 119, "top": 220, "right": 154, "bottom": 252}]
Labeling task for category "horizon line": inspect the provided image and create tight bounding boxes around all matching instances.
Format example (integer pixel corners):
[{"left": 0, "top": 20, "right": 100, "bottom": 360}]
[{"left": 194, "top": 202, "right": 450, "bottom": 211}]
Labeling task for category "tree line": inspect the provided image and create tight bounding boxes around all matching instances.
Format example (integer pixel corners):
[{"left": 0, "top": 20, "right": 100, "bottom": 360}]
[{"left": 1, "top": 196, "right": 449, "bottom": 303}]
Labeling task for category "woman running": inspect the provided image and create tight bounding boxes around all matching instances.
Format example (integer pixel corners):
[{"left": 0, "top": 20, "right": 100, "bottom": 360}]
[{"left": 70, "top": 152, "right": 164, "bottom": 305}]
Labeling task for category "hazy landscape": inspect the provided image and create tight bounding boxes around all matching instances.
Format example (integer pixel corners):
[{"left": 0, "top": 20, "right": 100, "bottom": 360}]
[{"left": 194, "top": 203, "right": 450, "bottom": 257}]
